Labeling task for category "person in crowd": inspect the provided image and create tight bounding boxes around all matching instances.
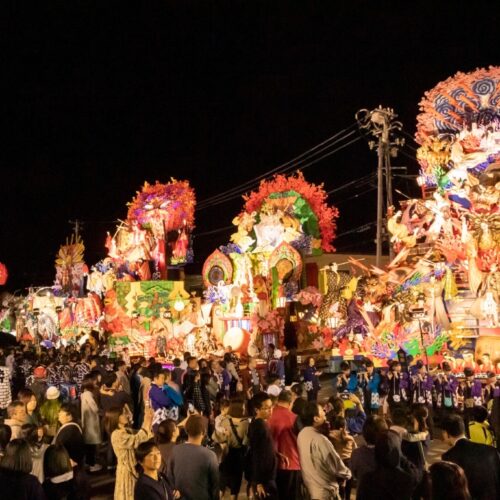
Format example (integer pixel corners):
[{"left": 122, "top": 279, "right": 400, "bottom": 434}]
[
  {"left": 40, "top": 386, "right": 62, "bottom": 439},
  {"left": 390, "top": 407, "right": 428, "bottom": 479},
  {"left": 22, "top": 423, "right": 48, "bottom": 483},
  {"left": 428, "top": 461, "right": 471, "bottom": 500},
  {"left": 54, "top": 403, "right": 85, "bottom": 466},
  {"left": 69, "top": 353, "right": 90, "bottom": 396},
  {"left": 410, "top": 360, "right": 435, "bottom": 438},
  {"left": 107, "top": 404, "right": 154, "bottom": 499},
  {"left": 240, "top": 357, "right": 262, "bottom": 400},
  {"left": 441, "top": 414, "right": 500, "bottom": 500},
  {"left": 43, "top": 444, "right": 80, "bottom": 500},
  {"left": 435, "top": 361, "right": 459, "bottom": 418},
  {"left": 357, "top": 430, "right": 418, "bottom": 500},
  {"left": 168, "top": 414, "right": 219, "bottom": 500},
  {"left": 162, "top": 369, "right": 183, "bottom": 410},
  {"left": 115, "top": 360, "right": 131, "bottom": 395},
  {"left": 297, "top": 401, "right": 351, "bottom": 500},
  {"left": 267, "top": 389, "right": 301, "bottom": 499},
  {"left": 0, "top": 423, "right": 12, "bottom": 458},
  {"left": 246, "top": 392, "right": 280, "bottom": 499},
  {"left": 28, "top": 366, "right": 48, "bottom": 403},
  {"left": 358, "top": 358, "right": 382, "bottom": 414},
  {"left": 303, "top": 356, "right": 321, "bottom": 401},
  {"left": 171, "top": 358, "right": 184, "bottom": 388},
  {"left": 18, "top": 388, "right": 43, "bottom": 426},
  {"left": 134, "top": 440, "right": 174, "bottom": 500},
  {"left": 326, "top": 393, "right": 367, "bottom": 435},
  {"left": 100, "top": 372, "right": 134, "bottom": 414},
  {"left": 0, "top": 438, "right": 46, "bottom": 499},
  {"left": 0, "top": 355, "right": 13, "bottom": 414},
  {"left": 350, "top": 414, "right": 388, "bottom": 483},
  {"left": 149, "top": 367, "right": 174, "bottom": 431},
  {"left": 290, "top": 382, "right": 307, "bottom": 416},
  {"left": 266, "top": 374, "right": 282, "bottom": 397},
  {"left": 329, "top": 415, "right": 356, "bottom": 500},
  {"left": 386, "top": 360, "right": 409, "bottom": 412},
  {"left": 283, "top": 348, "right": 298, "bottom": 387},
  {"left": 80, "top": 376, "right": 102, "bottom": 472},
  {"left": 215, "top": 397, "right": 249, "bottom": 500},
  {"left": 155, "top": 418, "right": 179, "bottom": 475},
  {"left": 468, "top": 405, "right": 495, "bottom": 446},
  {"left": 138, "top": 367, "right": 153, "bottom": 428},
  {"left": 184, "top": 370, "right": 211, "bottom": 417},
  {"left": 4, "top": 400, "right": 27, "bottom": 439},
  {"left": 334, "top": 361, "right": 356, "bottom": 396},
  {"left": 267, "top": 349, "right": 285, "bottom": 388}
]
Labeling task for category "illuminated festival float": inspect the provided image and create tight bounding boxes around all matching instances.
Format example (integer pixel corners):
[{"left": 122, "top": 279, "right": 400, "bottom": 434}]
[
  {"left": 0, "top": 68, "right": 498, "bottom": 373},
  {"left": 201, "top": 67, "right": 499, "bottom": 372},
  {"left": 201, "top": 171, "right": 339, "bottom": 355},
  {"left": 319, "top": 66, "right": 500, "bottom": 371}
]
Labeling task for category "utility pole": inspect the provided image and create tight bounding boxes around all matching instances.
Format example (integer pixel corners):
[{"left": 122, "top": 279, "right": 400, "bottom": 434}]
[{"left": 355, "top": 107, "right": 404, "bottom": 267}]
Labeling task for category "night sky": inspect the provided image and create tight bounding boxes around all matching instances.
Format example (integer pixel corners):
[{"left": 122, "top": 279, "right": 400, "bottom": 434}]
[{"left": 2, "top": 1, "right": 499, "bottom": 290}]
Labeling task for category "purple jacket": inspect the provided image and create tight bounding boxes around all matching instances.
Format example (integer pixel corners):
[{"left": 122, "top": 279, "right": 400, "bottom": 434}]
[{"left": 149, "top": 383, "right": 173, "bottom": 411}]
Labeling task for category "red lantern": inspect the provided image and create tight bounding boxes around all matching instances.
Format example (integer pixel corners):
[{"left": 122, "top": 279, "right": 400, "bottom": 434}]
[{"left": 0, "top": 262, "right": 8, "bottom": 285}]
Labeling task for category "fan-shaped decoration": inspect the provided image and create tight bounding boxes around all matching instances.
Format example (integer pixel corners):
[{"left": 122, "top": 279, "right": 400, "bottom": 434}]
[
  {"left": 416, "top": 66, "right": 500, "bottom": 186},
  {"left": 55, "top": 234, "right": 86, "bottom": 294},
  {"left": 127, "top": 179, "right": 196, "bottom": 238},
  {"left": 268, "top": 241, "right": 303, "bottom": 282},
  {"left": 202, "top": 250, "right": 234, "bottom": 288},
  {"left": 0, "top": 262, "right": 8, "bottom": 285},
  {"left": 232, "top": 171, "right": 338, "bottom": 254}
]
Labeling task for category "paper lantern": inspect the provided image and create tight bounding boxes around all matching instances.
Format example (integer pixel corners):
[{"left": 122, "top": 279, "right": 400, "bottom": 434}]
[
  {"left": 223, "top": 326, "right": 250, "bottom": 354},
  {"left": 0, "top": 262, "right": 7, "bottom": 285}
]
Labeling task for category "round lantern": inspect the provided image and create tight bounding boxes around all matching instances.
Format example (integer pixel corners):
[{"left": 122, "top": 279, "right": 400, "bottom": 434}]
[
  {"left": 223, "top": 326, "right": 250, "bottom": 354},
  {"left": 0, "top": 262, "right": 8, "bottom": 285}
]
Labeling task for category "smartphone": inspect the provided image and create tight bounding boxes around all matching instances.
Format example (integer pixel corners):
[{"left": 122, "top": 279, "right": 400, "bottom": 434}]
[{"left": 188, "top": 403, "right": 195, "bottom": 414}]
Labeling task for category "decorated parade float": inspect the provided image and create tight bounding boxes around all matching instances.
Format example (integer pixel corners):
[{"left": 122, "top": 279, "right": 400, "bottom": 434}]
[
  {"left": 200, "top": 67, "right": 499, "bottom": 373},
  {"left": 201, "top": 171, "right": 339, "bottom": 356},
  {"left": 0, "top": 68, "right": 498, "bottom": 374}
]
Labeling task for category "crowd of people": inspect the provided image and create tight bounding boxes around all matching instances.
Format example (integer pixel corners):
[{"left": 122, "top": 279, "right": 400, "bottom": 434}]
[{"left": 0, "top": 339, "right": 499, "bottom": 500}]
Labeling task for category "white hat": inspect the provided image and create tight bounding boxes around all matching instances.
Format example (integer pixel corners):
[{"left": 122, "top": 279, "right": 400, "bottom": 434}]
[
  {"left": 273, "top": 349, "right": 282, "bottom": 359},
  {"left": 46, "top": 386, "right": 60, "bottom": 400}
]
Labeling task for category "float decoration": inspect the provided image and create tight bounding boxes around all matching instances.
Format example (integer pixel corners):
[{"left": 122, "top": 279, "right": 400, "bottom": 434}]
[
  {"left": 55, "top": 234, "right": 87, "bottom": 296},
  {"left": 233, "top": 171, "right": 339, "bottom": 254},
  {"left": 202, "top": 249, "right": 234, "bottom": 288}
]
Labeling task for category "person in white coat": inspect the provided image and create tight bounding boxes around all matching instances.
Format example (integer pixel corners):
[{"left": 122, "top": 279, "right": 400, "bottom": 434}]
[{"left": 81, "top": 375, "right": 102, "bottom": 472}]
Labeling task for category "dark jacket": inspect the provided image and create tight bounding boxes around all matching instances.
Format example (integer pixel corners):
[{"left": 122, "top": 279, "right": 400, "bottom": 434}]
[
  {"left": 55, "top": 422, "right": 85, "bottom": 465},
  {"left": 43, "top": 476, "right": 81, "bottom": 500},
  {"left": 357, "top": 431, "right": 418, "bottom": 500},
  {"left": 442, "top": 438, "right": 500, "bottom": 500},
  {"left": 247, "top": 418, "right": 278, "bottom": 484},
  {"left": 134, "top": 472, "right": 172, "bottom": 500},
  {"left": 0, "top": 468, "right": 46, "bottom": 500}
]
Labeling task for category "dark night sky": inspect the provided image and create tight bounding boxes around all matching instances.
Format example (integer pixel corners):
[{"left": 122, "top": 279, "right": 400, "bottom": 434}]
[{"left": 1, "top": 1, "right": 499, "bottom": 290}]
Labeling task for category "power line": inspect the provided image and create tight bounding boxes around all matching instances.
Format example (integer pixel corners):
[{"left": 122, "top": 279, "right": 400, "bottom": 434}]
[
  {"left": 197, "top": 123, "right": 359, "bottom": 209},
  {"left": 197, "top": 134, "right": 363, "bottom": 211}
]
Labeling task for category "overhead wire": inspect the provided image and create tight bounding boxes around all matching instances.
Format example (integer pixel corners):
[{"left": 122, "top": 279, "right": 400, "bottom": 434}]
[
  {"left": 197, "top": 134, "right": 363, "bottom": 210},
  {"left": 197, "top": 123, "right": 359, "bottom": 209}
]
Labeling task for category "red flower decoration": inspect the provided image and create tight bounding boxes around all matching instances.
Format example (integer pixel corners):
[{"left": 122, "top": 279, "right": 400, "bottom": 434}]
[{"left": 240, "top": 172, "right": 339, "bottom": 252}]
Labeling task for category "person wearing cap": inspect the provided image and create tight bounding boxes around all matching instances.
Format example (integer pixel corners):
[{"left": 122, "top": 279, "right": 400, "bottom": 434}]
[{"left": 40, "top": 386, "right": 62, "bottom": 438}]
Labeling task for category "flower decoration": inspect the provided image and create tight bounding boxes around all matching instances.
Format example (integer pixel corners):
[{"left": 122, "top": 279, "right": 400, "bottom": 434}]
[
  {"left": 127, "top": 179, "right": 196, "bottom": 236},
  {"left": 238, "top": 172, "right": 339, "bottom": 252},
  {"left": 294, "top": 286, "right": 323, "bottom": 308},
  {"left": 251, "top": 309, "right": 285, "bottom": 334}
]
